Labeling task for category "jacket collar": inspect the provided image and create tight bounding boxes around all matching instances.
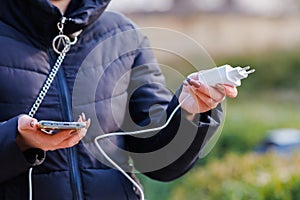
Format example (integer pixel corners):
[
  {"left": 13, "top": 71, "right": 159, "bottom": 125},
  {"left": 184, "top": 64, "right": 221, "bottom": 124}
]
[{"left": 0, "top": 0, "right": 111, "bottom": 45}]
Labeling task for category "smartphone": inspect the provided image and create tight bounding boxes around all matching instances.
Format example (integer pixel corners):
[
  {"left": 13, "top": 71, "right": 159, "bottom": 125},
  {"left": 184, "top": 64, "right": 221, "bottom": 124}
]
[{"left": 38, "top": 120, "right": 86, "bottom": 130}]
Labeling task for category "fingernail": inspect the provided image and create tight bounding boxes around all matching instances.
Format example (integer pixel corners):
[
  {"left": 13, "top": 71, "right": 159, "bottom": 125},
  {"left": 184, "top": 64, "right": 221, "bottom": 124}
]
[
  {"left": 186, "top": 77, "right": 192, "bottom": 85},
  {"left": 30, "top": 121, "right": 35, "bottom": 128},
  {"left": 186, "top": 78, "right": 200, "bottom": 88}
]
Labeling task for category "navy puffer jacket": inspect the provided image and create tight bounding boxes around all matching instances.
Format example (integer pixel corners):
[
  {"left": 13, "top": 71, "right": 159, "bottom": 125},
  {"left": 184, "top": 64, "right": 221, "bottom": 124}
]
[{"left": 0, "top": 0, "right": 222, "bottom": 199}]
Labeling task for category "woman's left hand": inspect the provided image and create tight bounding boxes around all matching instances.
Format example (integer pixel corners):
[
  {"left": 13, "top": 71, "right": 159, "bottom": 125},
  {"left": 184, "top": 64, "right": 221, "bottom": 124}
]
[{"left": 179, "top": 72, "right": 238, "bottom": 114}]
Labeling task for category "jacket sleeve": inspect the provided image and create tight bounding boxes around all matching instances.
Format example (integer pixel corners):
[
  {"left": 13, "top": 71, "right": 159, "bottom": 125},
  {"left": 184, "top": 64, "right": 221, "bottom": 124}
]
[
  {"left": 124, "top": 35, "right": 223, "bottom": 182},
  {"left": 0, "top": 116, "right": 45, "bottom": 183}
]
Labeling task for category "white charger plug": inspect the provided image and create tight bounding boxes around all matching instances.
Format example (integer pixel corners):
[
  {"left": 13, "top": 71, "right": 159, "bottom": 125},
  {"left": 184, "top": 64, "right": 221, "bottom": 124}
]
[{"left": 198, "top": 64, "right": 255, "bottom": 87}]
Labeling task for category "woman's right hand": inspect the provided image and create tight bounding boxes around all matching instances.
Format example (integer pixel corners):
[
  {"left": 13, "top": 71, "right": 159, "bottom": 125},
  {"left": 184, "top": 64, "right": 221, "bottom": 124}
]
[{"left": 16, "top": 114, "right": 90, "bottom": 151}]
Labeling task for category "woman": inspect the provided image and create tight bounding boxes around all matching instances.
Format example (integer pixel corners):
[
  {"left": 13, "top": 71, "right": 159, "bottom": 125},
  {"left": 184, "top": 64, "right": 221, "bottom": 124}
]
[{"left": 0, "top": 0, "right": 237, "bottom": 199}]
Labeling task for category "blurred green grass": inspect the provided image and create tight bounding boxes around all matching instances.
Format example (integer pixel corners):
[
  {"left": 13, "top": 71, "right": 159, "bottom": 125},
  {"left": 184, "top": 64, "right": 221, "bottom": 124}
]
[
  {"left": 169, "top": 153, "right": 300, "bottom": 200},
  {"left": 137, "top": 49, "right": 300, "bottom": 200}
]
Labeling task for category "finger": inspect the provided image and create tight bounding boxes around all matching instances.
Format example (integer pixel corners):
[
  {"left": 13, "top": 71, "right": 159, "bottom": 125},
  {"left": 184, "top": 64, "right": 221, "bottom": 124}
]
[
  {"left": 198, "top": 92, "right": 219, "bottom": 110},
  {"left": 77, "top": 114, "right": 83, "bottom": 122},
  {"left": 30, "top": 120, "right": 38, "bottom": 129},
  {"left": 77, "top": 123, "right": 89, "bottom": 138},
  {"left": 189, "top": 86, "right": 218, "bottom": 110},
  {"left": 223, "top": 85, "right": 238, "bottom": 98},
  {"left": 57, "top": 133, "right": 83, "bottom": 149},
  {"left": 86, "top": 118, "right": 91, "bottom": 129},
  {"left": 77, "top": 113, "right": 90, "bottom": 129},
  {"left": 81, "top": 112, "right": 86, "bottom": 121},
  {"left": 18, "top": 115, "right": 38, "bottom": 130},
  {"left": 215, "top": 84, "right": 226, "bottom": 95},
  {"left": 79, "top": 129, "right": 87, "bottom": 138},
  {"left": 186, "top": 85, "right": 199, "bottom": 103},
  {"left": 71, "top": 131, "right": 84, "bottom": 140},
  {"left": 49, "top": 129, "right": 76, "bottom": 146},
  {"left": 215, "top": 84, "right": 227, "bottom": 102},
  {"left": 190, "top": 87, "right": 218, "bottom": 111},
  {"left": 185, "top": 77, "right": 201, "bottom": 88},
  {"left": 193, "top": 83, "right": 225, "bottom": 103}
]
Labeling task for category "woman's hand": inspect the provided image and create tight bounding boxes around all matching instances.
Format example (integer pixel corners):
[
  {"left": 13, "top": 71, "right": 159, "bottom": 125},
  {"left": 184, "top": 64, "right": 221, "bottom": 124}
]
[
  {"left": 179, "top": 72, "right": 238, "bottom": 114},
  {"left": 16, "top": 113, "right": 91, "bottom": 151}
]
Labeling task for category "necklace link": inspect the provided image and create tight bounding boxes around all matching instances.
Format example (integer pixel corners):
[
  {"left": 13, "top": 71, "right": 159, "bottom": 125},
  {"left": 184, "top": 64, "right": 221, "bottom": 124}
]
[{"left": 28, "top": 17, "right": 77, "bottom": 117}]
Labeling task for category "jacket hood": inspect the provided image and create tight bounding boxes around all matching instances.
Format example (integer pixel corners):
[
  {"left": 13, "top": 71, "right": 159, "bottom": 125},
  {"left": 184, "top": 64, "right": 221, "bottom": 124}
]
[{"left": 0, "top": 0, "right": 111, "bottom": 45}]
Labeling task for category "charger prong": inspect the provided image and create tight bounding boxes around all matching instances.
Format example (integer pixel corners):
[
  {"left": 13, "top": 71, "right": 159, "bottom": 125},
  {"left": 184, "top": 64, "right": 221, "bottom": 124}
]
[
  {"left": 243, "top": 66, "right": 251, "bottom": 71},
  {"left": 242, "top": 66, "right": 255, "bottom": 74},
  {"left": 246, "top": 69, "right": 255, "bottom": 74}
]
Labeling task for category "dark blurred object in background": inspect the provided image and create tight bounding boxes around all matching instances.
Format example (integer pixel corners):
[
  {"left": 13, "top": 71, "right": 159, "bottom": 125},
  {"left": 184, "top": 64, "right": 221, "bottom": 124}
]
[{"left": 255, "top": 128, "right": 300, "bottom": 154}]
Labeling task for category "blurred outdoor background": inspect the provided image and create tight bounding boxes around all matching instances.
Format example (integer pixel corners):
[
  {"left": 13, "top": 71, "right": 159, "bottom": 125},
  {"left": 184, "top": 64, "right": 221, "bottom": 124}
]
[{"left": 109, "top": 0, "right": 300, "bottom": 199}]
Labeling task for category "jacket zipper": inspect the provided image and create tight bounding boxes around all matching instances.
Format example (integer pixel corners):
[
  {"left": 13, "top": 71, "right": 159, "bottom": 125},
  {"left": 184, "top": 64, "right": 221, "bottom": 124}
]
[{"left": 57, "top": 68, "right": 83, "bottom": 200}]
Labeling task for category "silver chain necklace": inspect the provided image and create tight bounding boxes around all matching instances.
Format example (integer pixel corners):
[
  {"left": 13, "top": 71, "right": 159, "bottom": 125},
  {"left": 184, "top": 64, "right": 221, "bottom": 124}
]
[{"left": 28, "top": 17, "right": 78, "bottom": 117}]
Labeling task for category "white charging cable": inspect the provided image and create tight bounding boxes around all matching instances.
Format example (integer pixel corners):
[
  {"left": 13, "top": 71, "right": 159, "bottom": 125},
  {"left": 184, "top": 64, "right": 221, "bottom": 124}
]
[
  {"left": 94, "top": 65, "right": 255, "bottom": 200},
  {"left": 94, "top": 95, "right": 190, "bottom": 200},
  {"left": 27, "top": 17, "right": 77, "bottom": 200},
  {"left": 28, "top": 168, "right": 33, "bottom": 200}
]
